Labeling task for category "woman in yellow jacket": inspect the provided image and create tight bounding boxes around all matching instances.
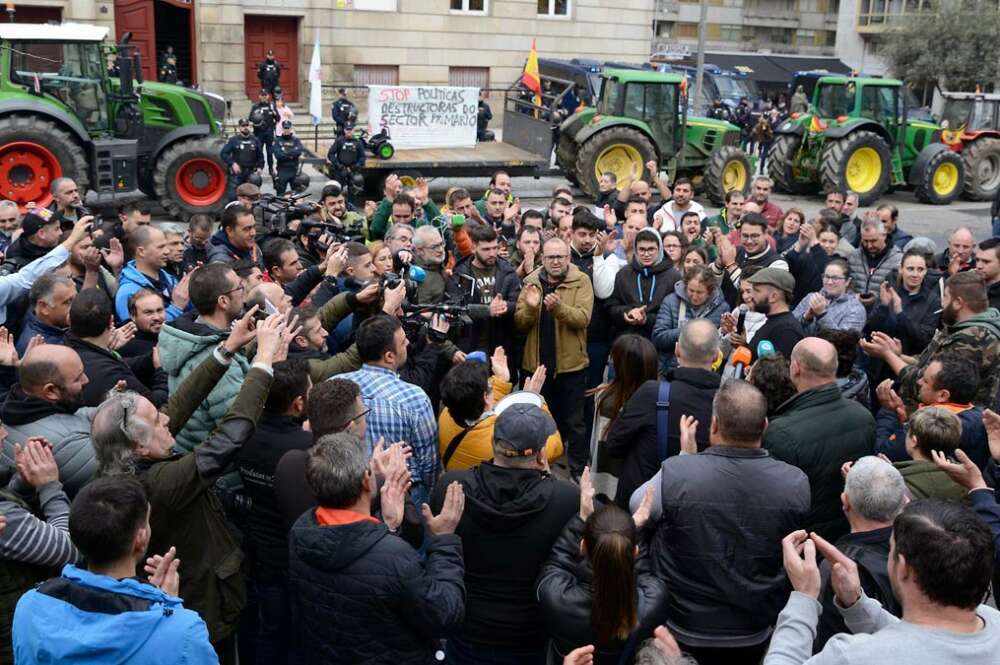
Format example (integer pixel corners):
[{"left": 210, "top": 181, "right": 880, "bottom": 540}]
[{"left": 438, "top": 348, "right": 563, "bottom": 471}]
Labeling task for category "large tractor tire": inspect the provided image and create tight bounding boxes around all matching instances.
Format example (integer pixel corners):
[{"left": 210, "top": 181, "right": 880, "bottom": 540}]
[
  {"left": 768, "top": 133, "right": 815, "bottom": 195},
  {"left": 819, "top": 130, "right": 892, "bottom": 206},
  {"left": 703, "top": 146, "right": 751, "bottom": 206},
  {"left": 912, "top": 146, "right": 964, "bottom": 205},
  {"left": 574, "top": 126, "right": 656, "bottom": 199},
  {"left": 556, "top": 133, "right": 579, "bottom": 184},
  {"left": 0, "top": 114, "right": 89, "bottom": 210},
  {"left": 961, "top": 136, "right": 1000, "bottom": 201},
  {"left": 153, "top": 137, "right": 228, "bottom": 221}
]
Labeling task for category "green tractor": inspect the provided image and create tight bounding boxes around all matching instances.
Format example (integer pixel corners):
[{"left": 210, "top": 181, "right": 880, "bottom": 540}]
[
  {"left": 768, "top": 75, "right": 963, "bottom": 206},
  {"left": 556, "top": 68, "right": 750, "bottom": 205},
  {"left": 937, "top": 91, "right": 1000, "bottom": 201},
  {"left": 0, "top": 23, "right": 228, "bottom": 219}
]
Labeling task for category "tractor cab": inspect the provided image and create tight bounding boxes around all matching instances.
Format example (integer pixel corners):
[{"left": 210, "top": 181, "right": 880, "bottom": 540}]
[
  {"left": 3, "top": 24, "right": 111, "bottom": 135},
  {"left": 595, "top": 69, "right": 681, "bottom": 161},
  {"left": 940, "top": 93, "right": 1000, "bottom": 132}
]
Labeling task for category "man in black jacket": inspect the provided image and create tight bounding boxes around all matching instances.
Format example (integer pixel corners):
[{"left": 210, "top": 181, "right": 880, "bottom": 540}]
[
  {"left": 605, "top": 318, "right": 721, "bottom": 507},
  {"left": 607, "top": 227, "right": 680, "bottom": 339},
  {"left": 237, "top": 358, "right": 312, "bottom": 664},
  {"left": 814, "top": 456, "right": 904, "bottom": 651},
  {"left": 746, "top": 267, "right": 805, "bottom": 362},
  {"left": 631, "top": 379, "right": 809, "bottom": 665},
  {"left": 63, "top": 289, "right": 167, "bottom": 408},
  {"left": 712, "top": 213, "right": 789, "bottom": 307},
  {"left": 975, "top": 237, "right": 1000, "bottom": 310},
  {"left": 432, "top": 403, "right": 578, "bottom": 665},
  {"left": 445, "top": 223, "right": 520, "bottom": 375},
  {"left": 288, "top": 431, "right": 466, "bottom": 665},
  {"left": 117, "top": 289, "right": 165, "bottom": 358}
]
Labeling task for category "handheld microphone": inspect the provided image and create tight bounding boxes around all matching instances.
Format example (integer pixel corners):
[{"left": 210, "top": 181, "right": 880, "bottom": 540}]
[
  {"left": 730, "top": 346, "right": 752, "bottom": 379},
  {"left": 756, "top": 339, "right": 776, "bottom": 360},
  {"left": 736, "top": 303, "right": 748, "bottom": 334},
  {"left": 408, "top": 265, "right": 426, "bottom": 283}
]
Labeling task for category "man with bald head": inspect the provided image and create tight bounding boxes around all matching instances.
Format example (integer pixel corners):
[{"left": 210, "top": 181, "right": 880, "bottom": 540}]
[
  {"left": 0, "top": 345, "right": 96, "bottom": 496},
  {"left": 247, "top": 281, "right": 292, "bottom": 315},
  {"left": 763, "top": 337, "right": 876, "bottom": 541},
  {"left": 115, "top": 225, "right": 189, "bottom": 323},
  {"left": 605, "top": 318, "right": 724, "bottom": 506}
]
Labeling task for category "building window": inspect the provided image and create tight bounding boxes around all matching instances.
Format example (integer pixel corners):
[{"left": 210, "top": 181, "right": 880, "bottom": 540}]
[
  {"left": 353, "top": 64, "right": 399, "bottom": 87},
  {"left": 450, "top": 66, "right": 490, "bottom": 96},
  {"left": 719, "top": 24, "right": 742, "bottom": 41},
  {"left": 537, "top": 0, "right": 570, "bottom": 17},
  {"left": 674, "top": 22, "right": 699, "bottom": 38},
  {"left": 451, "top": 0, "right": 487, "bottom": 12}
]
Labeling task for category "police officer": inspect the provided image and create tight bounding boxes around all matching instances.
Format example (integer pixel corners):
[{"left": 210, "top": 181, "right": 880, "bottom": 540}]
[
  {"left": 331, "top": 88, "right": 356, "bottom": 137},
  {"left": 272, "top": 120, "right": 303, "bottom": 196},
  {"left": 159, "top": 45, "right": 175, "bottom": 68},
  {"left": 158, "top": 55, "right": 178, "bottom": 85},
  {"left": 249, "top": 88, "right": 279, "bottom": 177},
  {"left": 220, "top": 118, "right": 263, "bottom": 200},
  {"left": 326, "top": 115, "right": 366, "bottom": 205},
  {"left": 257, "top": 49, "right": 281, "bottom": 99}
]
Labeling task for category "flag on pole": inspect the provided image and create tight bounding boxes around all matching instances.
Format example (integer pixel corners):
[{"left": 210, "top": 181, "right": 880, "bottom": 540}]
[
  {"left": 308, "top": 30, "right": 323, "bottom": 127},
  {"left": 521, "top": 38, "right": 542, "bottom": 108}
]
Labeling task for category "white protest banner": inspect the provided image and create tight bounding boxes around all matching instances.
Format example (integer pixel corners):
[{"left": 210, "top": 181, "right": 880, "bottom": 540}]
[{"left": 367, "top": 85, "right": 478, "bottom": 149}]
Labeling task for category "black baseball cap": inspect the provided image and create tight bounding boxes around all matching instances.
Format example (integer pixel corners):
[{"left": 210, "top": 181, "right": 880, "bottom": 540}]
[
  {"left": 238, "top": 118, "right": 250, "bottom": 127},
  {"left": 21, "top": 207, "right": 58, "bottom": 237}
]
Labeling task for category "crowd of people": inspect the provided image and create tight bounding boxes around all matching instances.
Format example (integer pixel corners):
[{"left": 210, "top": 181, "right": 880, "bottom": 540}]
[{"left": 0, "top": 165, "right": 997, "bottom": 665}]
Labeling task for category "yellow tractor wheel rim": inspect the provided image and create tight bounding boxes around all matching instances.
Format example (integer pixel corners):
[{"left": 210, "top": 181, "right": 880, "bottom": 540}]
[
  {"left": 932, "top": 161, "right": 959, "bottom": 196},
  {"left": 722, "top": 159, "right": 747, "bottom": 192},
  {"left": 595, "top": 144, "right": 643, "bottom": 187},
  {"left": 845, "top": 146, "right": 882, "bottom": 193}
]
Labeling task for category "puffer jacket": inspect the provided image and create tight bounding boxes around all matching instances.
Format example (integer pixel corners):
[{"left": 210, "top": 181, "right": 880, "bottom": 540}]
[
  {"left": 606, "top": 230, "right": 681, "bottom": 339},
  {"left": 847, "top": 244, "right": 902, "bottom": 296},
  {"left": 515, "top": 264, "right": 593, "bottom": 374},
  {"left": 651, "top": 281, "right": 729, "bottom": 374},
  {"left": 157, "top": 313, "right": 251, "bottom": 453},
  {"left": 13, "top": 564, "right": 218, "bottom": 665},
  {"left": 0, "top": 387, "right": 97, "bottom": 498},
  {"left": 537, "top": 516, "right": 668, "bottom": 664},
  {"left": 114, "top": 261, "right": 184, "bottom": 323},
  {"left": 894, "top": 460, "right": 969, "bottom": 502},
  {"left": 205, "top": 230, "right": 263, "bottom": 269},
  {"left": 763, "top": 384, "right": 876, "bottom": 541},
  {"left": 791, "top": 290, "right": 867, "bottom": 334},
  {"left": 651, "top": 447, "right": 810, "bottom": 639},
  {"left": 288, "top": 511, "right": 465, "bottom": 665}
]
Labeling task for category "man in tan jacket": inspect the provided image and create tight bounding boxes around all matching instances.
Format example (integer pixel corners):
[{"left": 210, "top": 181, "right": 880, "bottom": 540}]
[{"left": 515, "top": 236, "right": 593, "bottom": 478}]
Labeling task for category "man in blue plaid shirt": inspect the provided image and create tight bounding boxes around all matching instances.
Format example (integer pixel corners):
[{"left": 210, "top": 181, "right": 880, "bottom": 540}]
[{"left": 338, "top": 315, "right": 438, "bottom": 505}]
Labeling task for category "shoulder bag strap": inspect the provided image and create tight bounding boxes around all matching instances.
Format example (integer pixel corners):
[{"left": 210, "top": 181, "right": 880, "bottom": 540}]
[
  {"left": 441, "top": 428, "right": 473, "bottom": 470},
  {"left": 656, "top": 380, "right": 672, "bottom": 462}
]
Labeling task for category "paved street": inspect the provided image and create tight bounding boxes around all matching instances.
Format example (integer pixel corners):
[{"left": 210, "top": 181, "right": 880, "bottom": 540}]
[{"left": 153, "top": 166, "right": 994, "bottom": 251}]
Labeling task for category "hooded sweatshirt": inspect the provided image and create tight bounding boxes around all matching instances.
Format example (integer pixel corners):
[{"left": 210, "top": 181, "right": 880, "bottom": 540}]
[
  {"left": 205, "top": 230, "right": 263, "bottom": 269},
  {"left": 607, "top": 228, "right": 681, "bottom": 338},
  {"left": 431, "top": 463, "right": 578, "bottom": 649},
  {"left": 652, "top": 279, "right": 730, "bottom": 373},
  {"left": 115, "top": 260, "right": 185, "bottom": 323}
]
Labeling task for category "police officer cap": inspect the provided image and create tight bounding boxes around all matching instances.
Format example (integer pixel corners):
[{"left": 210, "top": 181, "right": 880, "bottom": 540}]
[
  {"left": 281, "top": 120, "right": 292, "bottom": 129},
  {"left": 259, "top": 88, "right": 269, "bottom": 96},
  {"left": 237, "top": 117, "right": 250, "bottom": 127}
]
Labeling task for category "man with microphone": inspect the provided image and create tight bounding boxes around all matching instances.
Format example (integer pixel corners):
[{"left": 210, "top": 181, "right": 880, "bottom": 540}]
[{"left": 745, "top": 267, "right": 804, "bottom": 363}]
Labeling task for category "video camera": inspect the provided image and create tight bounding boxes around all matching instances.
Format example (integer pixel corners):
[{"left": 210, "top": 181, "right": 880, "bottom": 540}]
[
  {"left": 254, "top": 192, "right": 318, "bottom": 238},
  {"left": 299, "top": 217, "right": 366, "bottom": 247},
  {"left": 401, "top": 302, "right": 488, "bottom": 342}
]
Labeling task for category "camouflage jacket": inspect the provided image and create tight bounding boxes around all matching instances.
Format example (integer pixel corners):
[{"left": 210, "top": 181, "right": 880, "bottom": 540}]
[{"left": 899, "top": 308, "right": 1000, "bottom": 408}]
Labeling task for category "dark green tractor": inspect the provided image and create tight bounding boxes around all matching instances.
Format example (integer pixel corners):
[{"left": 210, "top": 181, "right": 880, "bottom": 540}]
[
  {"left": 768, "top": 75, "right": 963, "bottom": 206},
  {"left": 556, "top": 68, "right": 751, "bottom": 205},
  {"left": 0, "top": 23, "right": 228, "bottom": 219}
]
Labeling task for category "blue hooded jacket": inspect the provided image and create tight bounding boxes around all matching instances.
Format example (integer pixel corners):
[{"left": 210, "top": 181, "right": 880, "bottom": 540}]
[
  {"left": 115, "top": 260, "right": 185, "bottom": 323},
  {"left": 13, "top": 564, "right": 218, "bottom": 664}
]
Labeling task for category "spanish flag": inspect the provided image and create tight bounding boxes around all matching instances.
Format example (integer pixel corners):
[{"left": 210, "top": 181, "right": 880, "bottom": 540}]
[{"left": 521, "top": 38, "right": 542, "bottom": 108}]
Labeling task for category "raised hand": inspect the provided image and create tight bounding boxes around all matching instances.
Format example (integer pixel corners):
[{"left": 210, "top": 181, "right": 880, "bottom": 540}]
[
  {"left": 326, "top": 245, "right": 349, "bottom": 277},
  {"left": 488, "top": 294, "right": 508, "bottom": 317},
  {"left": 379, "top": 456, "right": 411, "bottom": 531},
  {"left": 490, "top": 346, "right": 510, "bottom": 384},
  {"left": 64, "top": 215, "right": 94, "bottom": 248},
  {"left": 356, "top": 282, "right": 380, "bottom": 304},
  {"left": 523, "top": 283, "right": 542, "bottom": 308},
  {"left": 632, "top": 486, "right": 655, "bottom": 528},
  {"left": 931, "top": 448, "right": 987, "bottom": 491},
  {"left": 781, "top": 530, "right": 821, "bottom": 599},
  {"left": 421, "top": 481, "right": 465, "bottom": 535},
  {"left": 254, "top": 313, "right": 286, "bottom": 365},
  {"left": 0, "top": 326, "right": 19, "bottom": 367},
  {"left": 524, "top": 364, "right": 547, "bottom": 394},
  {"left": 80, "top": 246, "right": 102, "bottom": 272},
  {"left": 810, "top": 531, "right": 861, "bottom": 607},
  {"left": 144, "top": 546, "right": 181, "bottom": 597},
  {"left": 563, "top": 645, "right": 595, "bottom": 665},
  {"left": 579, "top": 466, "right": 595, "bottom": 521},
  {"left": 224, "top": 305, "right": 259, "bottom": 354},
  {"left": 101, "top": 238, "right": 125, "bottom": 274},
  {"left": 543, "top": 292, "right": 561, "bottom": 311},
  {"left": 109, "top": 321, "right": 137, "bottom": 351},
  {"left": 678, "top": 415, "right": 699, "bottom": 455},
  {"left": 983, "top": 409, "right": 1000, "bottom": 463},
  {"left": 603, "top": 204, "right": 616, "bottom": 231},
  {"left": 716, "top": 234, "right": 737, "bottom": 267},
  {"left": 15, "top": 437, "right": 59, "bottom": 488},
  {"left": 381, "top": 282, "right": 406, "bottom": 315}
]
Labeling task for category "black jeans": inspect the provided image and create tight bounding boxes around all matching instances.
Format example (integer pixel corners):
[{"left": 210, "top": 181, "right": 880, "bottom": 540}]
[{"left": 538, "top": 369, "right": 588, "bottom": 475}]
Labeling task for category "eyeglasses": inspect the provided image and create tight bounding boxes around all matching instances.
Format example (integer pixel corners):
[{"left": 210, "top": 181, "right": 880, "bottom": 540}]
[
  {"left": 637, "top": 246, "right": 660, "bottom": 253},
  {"left": 741, "top": 233, "right": 763, "bottom": 241},
  {"left": 822, "top": 275, "right": 847, "bottom": 282},
  {"left": 335, "top": 407, "right": 371, "bottom": 432},
  {"left": 542, "top": 254, "right": 568, "bottom": 260},
  {"left": 118, "top": 396, "right": 135, "bottom": 438},
  {"left": 224, "top": 283, "right": 245, "bottom": 297},
  {"left": 423, "top": 242, "right": 445, "bottom": 251}
]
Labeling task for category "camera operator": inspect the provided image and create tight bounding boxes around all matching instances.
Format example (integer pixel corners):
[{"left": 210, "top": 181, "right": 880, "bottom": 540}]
[
  {"left": 318, "top": 183, "right": 368, "bottom": 239},
  {"left": 262, "top": 237, "right": 331, "bottom": 307},
  {"left": 385, "top": 224, "right": 415, "bottom": 269},
  {"left": 445, "top": 224, "right": 520, "bottom": 377}
]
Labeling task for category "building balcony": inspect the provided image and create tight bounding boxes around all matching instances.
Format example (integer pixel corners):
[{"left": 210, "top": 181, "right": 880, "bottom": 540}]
[{"left": 742, "top": 11, "right": 802, "bottom": 28}]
